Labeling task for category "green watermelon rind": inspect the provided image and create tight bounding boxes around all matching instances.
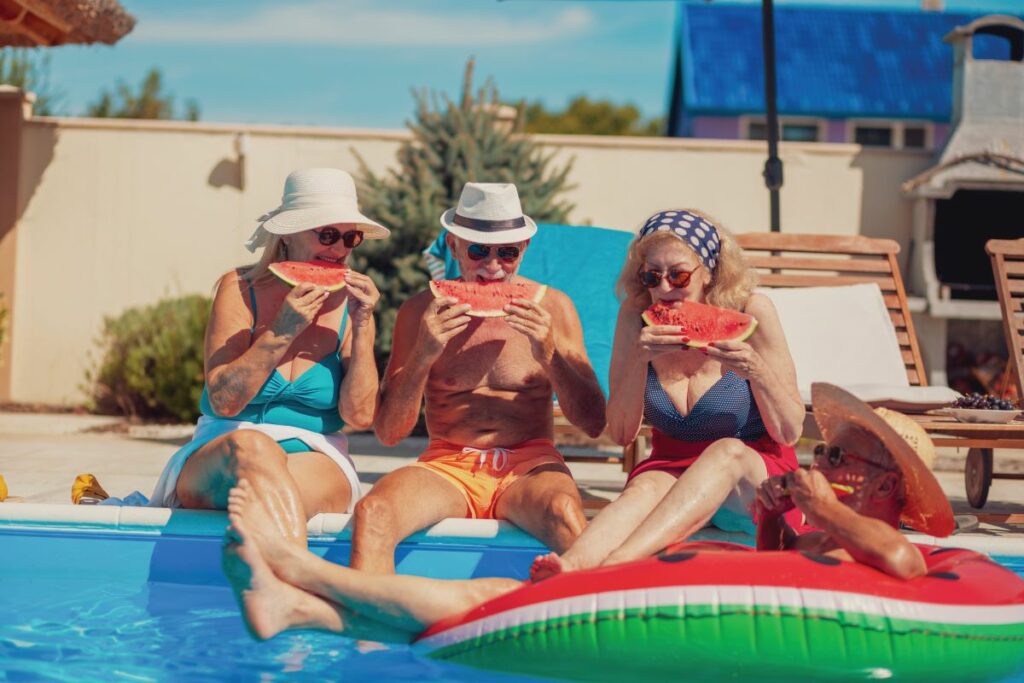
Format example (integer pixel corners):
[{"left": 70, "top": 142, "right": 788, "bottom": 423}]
[
  {"left": 429, "top": 280, "right": 548, "bottom": 318},
  {"left": 268, "top": 261, "right": 348, "bottom": 293},
  {"left": 641, "top": 302, "right": 757, "bottom": 348}
]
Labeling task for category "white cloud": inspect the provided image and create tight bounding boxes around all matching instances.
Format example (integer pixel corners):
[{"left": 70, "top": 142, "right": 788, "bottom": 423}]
[{"left": 131, "top": 2, "right": 595, "bottom": 47}]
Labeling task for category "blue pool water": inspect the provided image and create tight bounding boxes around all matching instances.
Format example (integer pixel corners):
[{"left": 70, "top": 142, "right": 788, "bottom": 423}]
[
  {"left": 1, "top": 526, "right": 1022, "bottom": 683},
  {"left": 0, "top": 528, "right": 545, "bottom": 683}
]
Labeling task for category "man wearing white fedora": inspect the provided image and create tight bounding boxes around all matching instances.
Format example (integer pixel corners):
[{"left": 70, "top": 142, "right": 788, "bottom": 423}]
[{"left": 352, "top": 182, "right": 607, "bottom": 572}]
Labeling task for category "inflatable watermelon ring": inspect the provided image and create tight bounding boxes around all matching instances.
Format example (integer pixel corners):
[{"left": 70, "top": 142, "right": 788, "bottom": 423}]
[
  {"left": 415, "top": 542, "right": 1024, "bottom": 682},
  {"left": 642, "top": 300, "right": 757, "bottom": 348}
]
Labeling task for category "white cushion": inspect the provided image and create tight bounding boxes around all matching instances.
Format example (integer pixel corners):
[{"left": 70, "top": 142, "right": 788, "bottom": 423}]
[{"left": 760, "top": 284, "right": 958, "bottom": 411}]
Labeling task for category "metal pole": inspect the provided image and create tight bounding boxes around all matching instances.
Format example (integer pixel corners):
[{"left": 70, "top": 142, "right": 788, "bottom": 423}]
[{"left": 761, "top": 0, "right": 783, "bottom": 232}]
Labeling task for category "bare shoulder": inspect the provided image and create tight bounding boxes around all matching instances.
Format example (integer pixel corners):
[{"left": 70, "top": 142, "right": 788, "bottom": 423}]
[
  {"left": 742, "top": 291, "right": 780, "bottom": 322},
  {"left": 401, "top": 288, "right": 437, "bottom": 315}
]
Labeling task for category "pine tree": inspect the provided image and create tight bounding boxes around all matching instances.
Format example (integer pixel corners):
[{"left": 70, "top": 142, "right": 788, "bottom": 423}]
[{"left": 353, "top": 60, "right": 575, "bottom": 365}]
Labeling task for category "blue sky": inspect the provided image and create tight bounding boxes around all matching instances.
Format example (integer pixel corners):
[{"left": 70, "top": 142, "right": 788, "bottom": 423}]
[{"left": 40, "top": 0, "right": 1024, "bottom": 128}]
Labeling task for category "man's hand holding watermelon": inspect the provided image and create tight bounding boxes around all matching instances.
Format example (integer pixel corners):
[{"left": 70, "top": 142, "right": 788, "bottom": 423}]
[{"left": 504, "top": 298, "right": 555, "bottom": 365}]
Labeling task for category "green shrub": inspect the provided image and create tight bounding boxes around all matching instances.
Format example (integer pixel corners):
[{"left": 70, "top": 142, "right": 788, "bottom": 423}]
[
  {"left": 353, "top": 60, "right": 575, "bottom": 369},
  {"left": 88, "top": 295, "right": 211, "bottom": 422}
]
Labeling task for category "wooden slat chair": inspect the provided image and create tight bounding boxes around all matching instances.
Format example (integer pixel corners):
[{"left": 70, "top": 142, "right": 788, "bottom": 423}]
[
  {"left": 703, "top": 232, "right": 1024, "bottom": 508},
  {"left": 622, "top": 233, "right": 926, "bottom": 473},
  {"left": 987, "top": 239, "right": 1024, "bottom": 402}
]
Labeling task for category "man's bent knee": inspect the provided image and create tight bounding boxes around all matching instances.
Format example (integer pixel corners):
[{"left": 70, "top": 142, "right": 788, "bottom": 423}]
[{"left": 353, "top": 495, "right": 398, "bottom": 539}]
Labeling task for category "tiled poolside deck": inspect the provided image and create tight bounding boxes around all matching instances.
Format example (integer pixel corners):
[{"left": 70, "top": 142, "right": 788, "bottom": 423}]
[{"left": 1, "top": 411, "right": 1021, "bottom": 542}]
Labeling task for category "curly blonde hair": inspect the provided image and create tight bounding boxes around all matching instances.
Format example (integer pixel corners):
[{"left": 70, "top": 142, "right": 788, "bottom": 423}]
[{"left": 615, "top": 209, "right": 759, "bottom": 312}]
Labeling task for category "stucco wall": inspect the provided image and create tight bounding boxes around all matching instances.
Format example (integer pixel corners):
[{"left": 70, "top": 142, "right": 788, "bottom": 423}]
[{"left": 4, "top": 113, "right": 933, "bottom": 404}]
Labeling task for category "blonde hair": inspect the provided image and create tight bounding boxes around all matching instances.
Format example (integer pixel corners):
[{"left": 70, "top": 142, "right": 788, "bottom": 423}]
[
  {"left": 615, "top": 209, "right": 759, "bottom": 311},
  {"left": 239, "top": 235, "right": 288, "bottom": 284}
]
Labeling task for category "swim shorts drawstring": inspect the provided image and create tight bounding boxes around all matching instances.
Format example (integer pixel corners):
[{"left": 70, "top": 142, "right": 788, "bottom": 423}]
[{"left": 463, "top": 447, "right": 511, "bottom": 474}]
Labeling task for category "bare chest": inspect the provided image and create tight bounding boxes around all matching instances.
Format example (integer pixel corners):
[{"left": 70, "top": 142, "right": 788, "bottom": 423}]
[{"left": 430, "top": 319, "right": 545, "bottom": 393}]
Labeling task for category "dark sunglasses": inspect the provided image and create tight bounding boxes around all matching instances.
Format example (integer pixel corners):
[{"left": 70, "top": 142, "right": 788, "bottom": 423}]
[
  {"left": 638, "top": 267, "right": 698, "bottom": 289},
  {"left": 314, "top": 227, "right": 364, "bottom": 248},
  {"left": 467, "top": 243, "right": 521, "bottom": 263},
  {"left": 813, "top": 443, "right": 894, "bottom": 471}
]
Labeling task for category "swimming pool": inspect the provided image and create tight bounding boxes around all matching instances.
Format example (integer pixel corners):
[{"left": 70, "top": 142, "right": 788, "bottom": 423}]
[{"left": 1, "top": 505, "right": 1022, "bottom": 682}]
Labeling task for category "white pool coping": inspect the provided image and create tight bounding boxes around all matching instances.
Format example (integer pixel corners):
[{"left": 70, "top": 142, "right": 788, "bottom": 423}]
[{"left": 0, "top": 503, "right": 1020, "bottom": 556}]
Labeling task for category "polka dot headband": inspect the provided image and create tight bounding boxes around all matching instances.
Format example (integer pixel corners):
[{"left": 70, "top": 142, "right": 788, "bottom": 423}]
[{"left": 638, "top": 210, "right": 721, "bottom": 271}]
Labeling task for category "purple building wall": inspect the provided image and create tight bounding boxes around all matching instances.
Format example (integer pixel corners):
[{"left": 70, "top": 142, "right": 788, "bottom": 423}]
[
  {"left": 690, "top": 115, "right": 950, "bottom": 149},
  {"left": 691, "top": 116, "right": 741, "bottom": 139}
]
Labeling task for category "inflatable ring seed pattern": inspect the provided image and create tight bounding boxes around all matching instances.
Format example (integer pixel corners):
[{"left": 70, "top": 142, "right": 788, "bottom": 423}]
[{"left": 415, "top": 542, "right": 1024, "bottom": 682}]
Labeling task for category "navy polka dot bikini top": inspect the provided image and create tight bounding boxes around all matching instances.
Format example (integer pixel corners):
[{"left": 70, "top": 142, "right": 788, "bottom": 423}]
[{"left": 643, "top": 364, "right": 767, "bottom": 441}]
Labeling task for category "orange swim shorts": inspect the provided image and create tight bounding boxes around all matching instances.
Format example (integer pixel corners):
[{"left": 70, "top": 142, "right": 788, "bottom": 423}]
[{"left": 409, "top": 438, "right": 571, "bottom": 519}]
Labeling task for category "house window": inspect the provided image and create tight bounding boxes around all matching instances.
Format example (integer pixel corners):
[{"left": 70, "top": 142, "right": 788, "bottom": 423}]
[
  {"left": 746, "top": 119, "right": 822, "bottom": 142},
  {"left": 903, "top": 126, "right": 927, "bottom": 149},
  {"left": 854, "top": 126, "right": 893, "bottom": 147},
  {"left": 849, "top": 120, "right": 933, "bottom": 150}
]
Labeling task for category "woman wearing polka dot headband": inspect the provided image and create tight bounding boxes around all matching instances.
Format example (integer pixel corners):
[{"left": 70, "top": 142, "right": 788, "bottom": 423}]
[{"left": 532, "top": 209, "right": 804, "bottom": 580}]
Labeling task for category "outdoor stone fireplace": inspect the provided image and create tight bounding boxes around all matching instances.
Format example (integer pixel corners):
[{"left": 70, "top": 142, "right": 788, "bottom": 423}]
[{"left": 903, "top": 15, "right": 1024, "bottom": 391}]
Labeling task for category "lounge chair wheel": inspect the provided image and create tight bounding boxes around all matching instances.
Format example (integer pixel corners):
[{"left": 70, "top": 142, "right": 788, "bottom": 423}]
[{"left": 965, "top": 448, "right": 993, "bottom": 509}]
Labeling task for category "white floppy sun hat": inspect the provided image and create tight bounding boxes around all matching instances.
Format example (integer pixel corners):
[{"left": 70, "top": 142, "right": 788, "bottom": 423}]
[
  {"left": 245, "top": 168, "right": 390, "bottom": 253},
  {"left": 439, "top": 182, "right": 537, "bottom": 245}
]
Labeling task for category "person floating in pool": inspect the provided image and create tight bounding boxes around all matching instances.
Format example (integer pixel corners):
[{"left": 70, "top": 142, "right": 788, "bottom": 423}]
[
  {"left": 221, "top": 382, "right": 954, "bottom": 641},
  {"left": 532, "top": 209, "right": 805, "bottom": 580},
  {"left": 348, "top": 182, "right": 606, "bottom": 573},
  {"left": 149, "top": 168, "right": 387, "bottom": 546},
  {"left": 755, "top": 382, "right": 955, "bottom": 578}
]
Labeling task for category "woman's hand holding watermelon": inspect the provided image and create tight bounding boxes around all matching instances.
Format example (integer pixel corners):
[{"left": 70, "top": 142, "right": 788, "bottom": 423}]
[
  {"left": 417, "top": 296, "right": 472, "bottom": 360},
  {"left": 343, "top": 270, "right": 381, "bottom": 329},
  {"left": 636, "top": 324, "right": 691, "bottom": 362},
  {"left": 702, "top": 339, "right": 764, "bottom": 381},
  {"left": 271, "top": 281, "right": 330, "bottom": 339}
]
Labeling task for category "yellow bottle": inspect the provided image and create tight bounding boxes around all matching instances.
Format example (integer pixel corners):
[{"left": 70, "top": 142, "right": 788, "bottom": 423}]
[{"left": 0, "top": 474, "right": 8, "bottom": 502}]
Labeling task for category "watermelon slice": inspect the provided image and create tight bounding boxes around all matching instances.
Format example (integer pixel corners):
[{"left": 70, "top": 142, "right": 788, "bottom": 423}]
[
  {"left": 641, "top": 300, "right": 757, "bottom": 347},
  {"left": 268, "top": 260, "right": 348, "bottom": 292},
  {"left": 429, "top": 280, "right": 548, "bottom": 318}
]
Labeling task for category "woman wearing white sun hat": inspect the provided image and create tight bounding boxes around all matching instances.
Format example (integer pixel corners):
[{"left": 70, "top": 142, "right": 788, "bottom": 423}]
[{"left": 149, "top": 168, "right": 389, "bottom": 545}]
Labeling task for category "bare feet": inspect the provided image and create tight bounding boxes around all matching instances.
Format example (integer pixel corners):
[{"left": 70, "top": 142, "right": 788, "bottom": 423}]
[
  {"left": 227, "top": 479, "right": 305, "bottom": 584},
  {"left": 223, "top": 481, "right": 343, "bottom": 640},
  {"left": 529, "top": 552, "right": 576, "bottom": 582}
]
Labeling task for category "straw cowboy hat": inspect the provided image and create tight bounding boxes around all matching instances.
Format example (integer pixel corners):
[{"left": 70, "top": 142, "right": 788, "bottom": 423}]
[
  {"left": 811, "top": 382, "right": 956, "bottom": 537},
  {"left": 245, "top": 168, "right": 389, "bottom": 253},
  {"left": 439, "top": 182, "right": 538, "bottom": 245}
]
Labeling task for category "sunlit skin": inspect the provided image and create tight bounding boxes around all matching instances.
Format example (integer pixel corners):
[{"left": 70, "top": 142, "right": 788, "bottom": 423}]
[
  {"left": 179, "top": 222, "right": 381, "bottom": 551},
  {"left": 755, "top": 425, "right": 927, "bottom": 580},
  {"left": 353, "top": 233, "right": 606, "bottom": 573},
  {"left": 531, "top": 235, "right": 805, "bottom": 581}
]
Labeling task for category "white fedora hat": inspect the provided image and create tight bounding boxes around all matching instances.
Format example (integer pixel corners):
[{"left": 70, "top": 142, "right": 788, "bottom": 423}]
[
  {"left": 245, "top": 168, "right": 389, "bottom": 253},
  {"left": 439, "top": 182, "right": 537, "bottom": 245}
]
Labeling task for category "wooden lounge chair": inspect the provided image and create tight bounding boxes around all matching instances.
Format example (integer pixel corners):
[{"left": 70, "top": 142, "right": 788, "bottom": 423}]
[
  {"left": 988, "top": 239, "right": 1024, "bottom": 404},
  {"left": 625, "top": 233, "right": 1024, "bottom": 507}
]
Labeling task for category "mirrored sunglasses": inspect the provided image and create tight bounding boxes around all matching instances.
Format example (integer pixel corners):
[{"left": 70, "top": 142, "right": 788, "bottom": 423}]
[
  {"left": 467, "top": 243, "right": 521, "bottom": 263},
  {"left": 637, "top": 267, "right": 698, "bottom": 289},
  {"left": 314, "top": 227, "right": 364, "bottom": 248}
]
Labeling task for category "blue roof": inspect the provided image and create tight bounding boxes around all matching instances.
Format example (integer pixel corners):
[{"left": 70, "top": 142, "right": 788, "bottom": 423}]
[{"left": 671, "top": 4, "right": 1019, "bottom": 125}]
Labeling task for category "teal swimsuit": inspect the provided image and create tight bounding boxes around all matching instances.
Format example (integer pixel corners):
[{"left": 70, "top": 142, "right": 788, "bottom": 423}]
[{"left": 198, "top": 278, "right": 348, "bottom": 451}]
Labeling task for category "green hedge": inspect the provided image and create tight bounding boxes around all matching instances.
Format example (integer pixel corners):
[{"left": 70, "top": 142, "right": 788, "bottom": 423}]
[{"left": 88, "top": 295, "right": 210, "bottom": 422}]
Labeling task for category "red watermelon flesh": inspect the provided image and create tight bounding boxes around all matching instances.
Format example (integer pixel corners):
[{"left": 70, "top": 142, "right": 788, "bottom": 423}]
[
  {"left": 429, "top": 280, "right": 548, "bottom": 318},
  {"left": 642, "top": 300, "right": 756, "bottom": 347},
  {"left": 268, "top": 260, "right": 348, "bottom": 292}
]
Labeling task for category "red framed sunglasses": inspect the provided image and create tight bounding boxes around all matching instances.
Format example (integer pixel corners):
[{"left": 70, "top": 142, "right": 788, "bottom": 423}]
[{"left": 637, "top": 267, "right": 699, "bottom": 289}]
